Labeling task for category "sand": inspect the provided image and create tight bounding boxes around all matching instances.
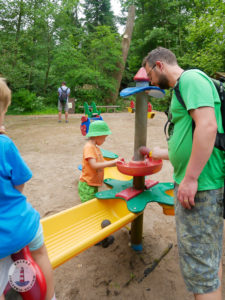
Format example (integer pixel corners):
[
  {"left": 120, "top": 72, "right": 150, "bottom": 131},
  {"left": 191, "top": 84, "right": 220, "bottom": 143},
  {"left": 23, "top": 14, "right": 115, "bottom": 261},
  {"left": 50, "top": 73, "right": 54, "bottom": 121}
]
[{"left": 5, "top": 112, "right": 225, "bottom": 300}]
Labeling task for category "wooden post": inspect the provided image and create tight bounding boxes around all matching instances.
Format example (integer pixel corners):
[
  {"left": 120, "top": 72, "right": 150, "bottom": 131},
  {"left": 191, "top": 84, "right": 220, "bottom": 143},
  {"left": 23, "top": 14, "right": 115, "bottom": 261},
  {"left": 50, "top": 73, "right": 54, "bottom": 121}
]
[{"left": 131, "top": 91, "right": 148, "bottom": 250}]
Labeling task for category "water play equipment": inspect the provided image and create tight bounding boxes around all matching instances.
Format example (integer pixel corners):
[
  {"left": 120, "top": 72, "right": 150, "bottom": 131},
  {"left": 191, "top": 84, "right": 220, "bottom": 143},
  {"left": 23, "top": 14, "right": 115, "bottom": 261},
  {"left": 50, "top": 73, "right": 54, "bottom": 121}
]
[
  {"left": 116, "top": 157, "right": 162, "bottom": 177},
  {"left": 117, "top": 66, "right": 166, "bottom": 250},
  {"left": 147, "top": 102, "right": 155, "bottom": 119},
  {"left": 127, "top": 100, "right": 135, "bottom": 113},
  {"left": 127, "top": 100, "right": 155, "bottom": 119},
  {"left": 80, "top": 102, "right": 103, "bottom": 136},
  {"left": 4, "top": 67, "right": 174, "bottom": 299}
]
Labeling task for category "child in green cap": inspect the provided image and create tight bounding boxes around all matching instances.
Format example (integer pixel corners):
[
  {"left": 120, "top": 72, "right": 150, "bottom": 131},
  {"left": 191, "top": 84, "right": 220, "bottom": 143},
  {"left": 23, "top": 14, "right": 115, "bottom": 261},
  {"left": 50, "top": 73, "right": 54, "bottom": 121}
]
[
  {"left": 78, "top": 120, "right": 118, "bottom": 248},
  {"left": 78, "top": 120, "right": 118, "bottom": 203}
]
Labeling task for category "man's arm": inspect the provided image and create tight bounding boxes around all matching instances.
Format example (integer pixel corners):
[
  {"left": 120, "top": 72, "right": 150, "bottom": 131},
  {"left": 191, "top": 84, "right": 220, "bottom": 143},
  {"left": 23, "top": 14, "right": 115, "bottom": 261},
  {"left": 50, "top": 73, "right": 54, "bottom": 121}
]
[
  {"left": 139, "top": 146, "right": 169, "bottom": 160},
  {"left": 177, "top": 106, "right": 217, "bottom": 209}
]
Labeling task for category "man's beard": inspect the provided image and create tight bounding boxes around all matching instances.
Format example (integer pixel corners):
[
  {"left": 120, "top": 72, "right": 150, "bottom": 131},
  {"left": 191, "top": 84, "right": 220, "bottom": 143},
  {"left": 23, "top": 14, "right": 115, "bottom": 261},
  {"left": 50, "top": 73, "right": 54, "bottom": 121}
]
[{"left": 157, "top": 74, "right": 170, "bottom": 89}]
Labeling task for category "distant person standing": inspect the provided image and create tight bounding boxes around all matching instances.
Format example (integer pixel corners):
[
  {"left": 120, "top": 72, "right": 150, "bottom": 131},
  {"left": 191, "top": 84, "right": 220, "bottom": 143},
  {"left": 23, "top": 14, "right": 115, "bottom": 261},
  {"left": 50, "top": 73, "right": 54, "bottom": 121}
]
[{"left": 58, "top": 81, "right": 70, "bottom": 123}]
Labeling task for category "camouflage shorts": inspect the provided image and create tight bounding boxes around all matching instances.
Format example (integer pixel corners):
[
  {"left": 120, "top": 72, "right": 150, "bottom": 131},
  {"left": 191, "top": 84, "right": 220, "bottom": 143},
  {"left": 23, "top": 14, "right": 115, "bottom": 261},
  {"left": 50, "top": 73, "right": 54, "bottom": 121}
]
[
  {"left": 78, "top": 181, "right": 98, "bottom": 203},
  {"left": 174, "top": 184, "right": 224, "bottom": 294}
]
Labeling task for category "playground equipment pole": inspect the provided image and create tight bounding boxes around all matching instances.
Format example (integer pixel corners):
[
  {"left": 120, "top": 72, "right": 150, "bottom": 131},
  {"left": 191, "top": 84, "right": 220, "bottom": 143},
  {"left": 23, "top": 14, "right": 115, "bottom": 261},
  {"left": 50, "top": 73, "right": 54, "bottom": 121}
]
[{"left": 131, "top": 91, "right": 148, "bottom": 250}]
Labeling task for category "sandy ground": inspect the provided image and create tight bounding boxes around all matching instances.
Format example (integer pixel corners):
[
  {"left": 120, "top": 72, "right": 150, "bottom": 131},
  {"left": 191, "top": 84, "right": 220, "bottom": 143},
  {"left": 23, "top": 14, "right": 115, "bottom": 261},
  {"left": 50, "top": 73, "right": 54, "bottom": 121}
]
[{"left": 5, "top": 112, "right": 225, "bottom": 300}]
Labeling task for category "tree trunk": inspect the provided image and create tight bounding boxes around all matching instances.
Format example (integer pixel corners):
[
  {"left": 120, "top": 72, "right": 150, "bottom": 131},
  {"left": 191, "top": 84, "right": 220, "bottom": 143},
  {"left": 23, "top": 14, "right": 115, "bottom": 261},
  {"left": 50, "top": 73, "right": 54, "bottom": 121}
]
[
  {"left": 28, "top": 0, "right": 38, "bottom": 89},
  {"left": 13, "top": 0, "right": 23, "bottom": 67},
  {"left": 109, "top": 5, "right": 135, "bottom": 104},
  {"left": 44, "top": 26, "right": 52, "bottom": 95},
  {"left": 15, "top": 0, "right": 23, "bottom": 43}
]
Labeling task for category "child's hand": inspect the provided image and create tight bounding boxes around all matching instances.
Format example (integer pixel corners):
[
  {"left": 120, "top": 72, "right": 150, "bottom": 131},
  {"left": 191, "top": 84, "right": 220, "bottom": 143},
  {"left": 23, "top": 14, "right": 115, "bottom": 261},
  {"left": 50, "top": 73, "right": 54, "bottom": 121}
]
[
  {"left": 0, "top": 125, "right": 6, "bottom": 134},
  {"left": 114, "top": 157, "right": 122, "bottom": 164},
  {"left": 139, "top": 146, "right": 151, "bottom": 157}
]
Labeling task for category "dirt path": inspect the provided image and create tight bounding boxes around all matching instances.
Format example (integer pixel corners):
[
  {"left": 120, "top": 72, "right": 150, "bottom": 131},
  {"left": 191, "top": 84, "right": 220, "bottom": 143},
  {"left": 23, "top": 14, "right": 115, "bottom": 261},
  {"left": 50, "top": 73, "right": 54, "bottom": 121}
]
[{"left": 5, "top": 112, "right": 225, "bottom": 300}]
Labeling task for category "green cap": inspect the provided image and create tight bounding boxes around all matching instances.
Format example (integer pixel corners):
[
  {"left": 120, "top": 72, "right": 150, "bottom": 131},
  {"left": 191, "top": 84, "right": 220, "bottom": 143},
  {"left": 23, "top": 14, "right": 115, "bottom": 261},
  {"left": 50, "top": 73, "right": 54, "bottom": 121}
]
[{"left": 87, "top": 120, "right": 112, "bottom": 137}]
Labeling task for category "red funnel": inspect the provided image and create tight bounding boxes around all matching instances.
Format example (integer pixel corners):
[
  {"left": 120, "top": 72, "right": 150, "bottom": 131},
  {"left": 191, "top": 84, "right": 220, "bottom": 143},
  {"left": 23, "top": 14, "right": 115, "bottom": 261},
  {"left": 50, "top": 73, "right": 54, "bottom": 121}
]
[{"left": 116, "top": 157, "right": 162, "bottom": 176}]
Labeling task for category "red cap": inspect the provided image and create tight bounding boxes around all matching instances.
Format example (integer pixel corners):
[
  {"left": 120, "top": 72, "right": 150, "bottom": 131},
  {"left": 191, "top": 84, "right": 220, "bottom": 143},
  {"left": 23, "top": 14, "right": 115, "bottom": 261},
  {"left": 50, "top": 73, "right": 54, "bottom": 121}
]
[{"left": 133, "top": 67, "right": 149, "bottom": 82}]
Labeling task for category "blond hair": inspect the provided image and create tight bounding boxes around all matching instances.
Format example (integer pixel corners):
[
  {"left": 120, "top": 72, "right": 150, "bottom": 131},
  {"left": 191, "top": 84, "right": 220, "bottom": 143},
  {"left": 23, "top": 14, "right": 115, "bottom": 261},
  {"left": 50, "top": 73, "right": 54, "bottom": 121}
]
[{"left": 0, "top": 78, "right": 11, "bottom": 114}]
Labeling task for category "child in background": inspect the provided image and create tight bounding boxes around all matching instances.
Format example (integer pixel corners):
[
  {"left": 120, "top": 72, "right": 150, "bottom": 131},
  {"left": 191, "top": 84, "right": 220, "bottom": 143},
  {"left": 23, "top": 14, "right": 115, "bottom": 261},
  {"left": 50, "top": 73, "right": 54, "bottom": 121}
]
[
  {"left": 78, "top": 120, "right": 118, "bottom": 248},
  {"left": 78, "top": 120, "right": 118, "bottom": 203},
  {"left": 0, "top": 78, "right": 56, "bottom": 300}
]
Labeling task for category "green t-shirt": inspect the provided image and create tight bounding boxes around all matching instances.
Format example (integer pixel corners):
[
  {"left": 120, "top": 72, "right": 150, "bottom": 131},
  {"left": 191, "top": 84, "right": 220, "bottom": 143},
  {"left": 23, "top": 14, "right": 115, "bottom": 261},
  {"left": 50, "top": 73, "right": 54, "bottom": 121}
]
[{"left": 168, "top": 69, "right": 225, "bottom": 190}]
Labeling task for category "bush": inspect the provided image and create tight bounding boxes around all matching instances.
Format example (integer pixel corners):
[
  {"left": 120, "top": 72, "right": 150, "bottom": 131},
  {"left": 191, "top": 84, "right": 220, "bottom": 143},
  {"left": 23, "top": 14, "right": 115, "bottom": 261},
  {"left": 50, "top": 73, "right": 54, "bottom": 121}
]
[
  {"left": 150, "top": 90, "right": 171, "bottom": 112},
  {"left": 9, "top": 89, "right": 45, "bottom": 113},
  {"left": 116, "top": 96, "right": 133, "bottom": 111}
]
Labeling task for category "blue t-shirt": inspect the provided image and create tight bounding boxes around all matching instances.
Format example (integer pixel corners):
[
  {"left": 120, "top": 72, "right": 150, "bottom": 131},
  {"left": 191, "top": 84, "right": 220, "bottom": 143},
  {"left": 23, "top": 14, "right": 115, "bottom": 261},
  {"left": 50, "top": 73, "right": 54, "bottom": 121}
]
[{"left": 0, "top": 135, "right": 40, "bottom": 259}]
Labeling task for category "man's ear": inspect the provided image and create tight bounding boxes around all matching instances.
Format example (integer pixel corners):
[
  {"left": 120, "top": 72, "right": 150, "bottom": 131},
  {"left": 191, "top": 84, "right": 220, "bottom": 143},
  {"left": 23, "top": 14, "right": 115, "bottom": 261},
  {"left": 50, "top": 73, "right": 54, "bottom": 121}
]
[{"left": 155, "top": 61, "right": 163, "bottom": 71}]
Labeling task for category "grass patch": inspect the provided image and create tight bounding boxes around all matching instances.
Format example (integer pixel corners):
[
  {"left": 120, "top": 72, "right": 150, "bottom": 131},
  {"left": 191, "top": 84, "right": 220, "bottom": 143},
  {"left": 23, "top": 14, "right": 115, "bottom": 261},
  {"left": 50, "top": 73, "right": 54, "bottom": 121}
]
[{"left": 7, "top": 107, "right": 58, "bottom": 115}]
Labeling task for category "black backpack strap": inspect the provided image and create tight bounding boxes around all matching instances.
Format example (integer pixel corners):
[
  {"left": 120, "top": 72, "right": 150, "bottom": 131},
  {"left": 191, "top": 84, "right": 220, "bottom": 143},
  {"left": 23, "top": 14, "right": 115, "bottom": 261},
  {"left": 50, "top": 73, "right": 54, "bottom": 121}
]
[
  {"left": 60, "top": 87, "right": 68, "bottom": 92},
  {"left": 173, "top": 69, "right": 201, "bottom": 109},
  {"left": 164, "top": 119, "right": 169, "bottom": 137},
  {"left": 219, "top": 81, "right": 225, "bottom": 101},
  {"left": 173, "top": 72, "right": 195, "bottom": 134},
  {"left": 173, "top": 80, "right": 186, "bottom": 109},
  {"left": 211, "top": 78, "right": 225, "bottom": 132},
  {"left": 219, "top": 82, "right": 225, "bottom": 132}
]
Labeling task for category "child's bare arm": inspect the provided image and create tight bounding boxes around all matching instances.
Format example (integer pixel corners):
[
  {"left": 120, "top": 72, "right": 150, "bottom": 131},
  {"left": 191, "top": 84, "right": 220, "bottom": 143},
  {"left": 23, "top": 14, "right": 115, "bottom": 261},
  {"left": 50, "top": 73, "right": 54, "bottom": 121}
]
[
  {"left": 14, "top": 183, "right": 25, "bottom": 193},
  {"left": 88, "top": 158, "right": 119, "bottom": 169}
]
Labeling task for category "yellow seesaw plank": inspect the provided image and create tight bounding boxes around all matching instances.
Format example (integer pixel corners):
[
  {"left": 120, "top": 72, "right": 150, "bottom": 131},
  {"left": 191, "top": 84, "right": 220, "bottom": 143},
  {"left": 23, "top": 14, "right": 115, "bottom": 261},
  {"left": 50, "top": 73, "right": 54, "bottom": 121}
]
[
  {"left": 104, "top": 166, "right": 132, "bottom": 181},
  {"left": 41, "top": 165, "right": 173, "bottom": 269},
  {"left": 41, "top": 198, "right": 137, "bottom": 269}
]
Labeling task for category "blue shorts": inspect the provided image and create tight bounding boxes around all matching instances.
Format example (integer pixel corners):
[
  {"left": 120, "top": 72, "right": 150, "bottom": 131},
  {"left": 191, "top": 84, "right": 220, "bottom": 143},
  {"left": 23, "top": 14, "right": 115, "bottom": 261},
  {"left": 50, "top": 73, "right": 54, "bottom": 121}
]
[
  {"left": 28, "top": 223, "right": 44, "bottom": 251},
  {"left": 174, "top": 184, "right": 224, "bottom": 294}
]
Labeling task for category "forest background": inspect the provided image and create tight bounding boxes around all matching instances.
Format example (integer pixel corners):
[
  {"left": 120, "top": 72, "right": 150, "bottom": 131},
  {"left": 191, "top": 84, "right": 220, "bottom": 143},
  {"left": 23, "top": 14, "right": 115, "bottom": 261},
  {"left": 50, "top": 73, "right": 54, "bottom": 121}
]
[{"left": 0, "top": 0, "right": 224, "bottom": 114}]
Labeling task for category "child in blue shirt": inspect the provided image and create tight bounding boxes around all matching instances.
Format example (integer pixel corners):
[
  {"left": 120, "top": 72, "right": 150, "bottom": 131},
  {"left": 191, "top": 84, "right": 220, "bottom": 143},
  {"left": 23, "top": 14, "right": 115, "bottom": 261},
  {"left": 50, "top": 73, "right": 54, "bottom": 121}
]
[{"left": 0, "top": 79, "right": 56, "bottom": 300}]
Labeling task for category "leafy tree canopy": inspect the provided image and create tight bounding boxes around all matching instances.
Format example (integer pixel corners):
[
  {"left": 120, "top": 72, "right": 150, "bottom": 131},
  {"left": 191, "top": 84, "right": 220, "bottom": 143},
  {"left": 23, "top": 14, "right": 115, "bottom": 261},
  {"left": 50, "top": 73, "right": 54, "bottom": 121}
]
[{"left": 0, "top": 0, "right": 224, "bottom": 113}]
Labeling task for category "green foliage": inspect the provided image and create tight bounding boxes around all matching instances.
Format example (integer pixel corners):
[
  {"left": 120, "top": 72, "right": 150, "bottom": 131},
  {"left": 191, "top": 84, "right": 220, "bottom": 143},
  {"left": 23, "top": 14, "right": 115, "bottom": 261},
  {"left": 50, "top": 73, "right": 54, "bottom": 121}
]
[
  {"left": 115, "top": 96, "right": 130, "bottom": 111},
  {"left": 0, "top": 0, "right": 121, "bottom": 111},
  {"left": 9, "top": 89, "right": 44, "bottom": 113},
  {"left": 150, "top": 90, "right": 171, "bottom": 112},
  {"left": 1, "top": 0, "right": 225, "bottom": 114},
  {"left": 66, "top": 26, "right": 122, "bottom": 104},
  {"left": 82, "top": 0, "right": 116, "bottom": 32},
  {"left": 119, "top": 0, "right": 225, "bottom": 111},
  {"left": 180, "top": 0, "right": 225, "bottom": 75},
  {"left": 123, "top": 0, "right": 197, "bottom": 75},
  {"left": 121, "top": 0, "right": 224, "bottom": 74}
]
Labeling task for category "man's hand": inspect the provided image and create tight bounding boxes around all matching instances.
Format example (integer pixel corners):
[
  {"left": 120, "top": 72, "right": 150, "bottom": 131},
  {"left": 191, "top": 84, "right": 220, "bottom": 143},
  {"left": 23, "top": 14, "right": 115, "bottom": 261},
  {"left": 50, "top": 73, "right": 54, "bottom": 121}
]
[
  {"left": 139, "top": 146, "right": 150, "bottom": 157},
  {"left": 139, "top": 146, "right": 169, "bottom": 160},
  {"left": 152, "top": 146, "right": 169, "bottom": 160},
  {"left": 177, "top": 176, "right": 197, "bottom": 209}
]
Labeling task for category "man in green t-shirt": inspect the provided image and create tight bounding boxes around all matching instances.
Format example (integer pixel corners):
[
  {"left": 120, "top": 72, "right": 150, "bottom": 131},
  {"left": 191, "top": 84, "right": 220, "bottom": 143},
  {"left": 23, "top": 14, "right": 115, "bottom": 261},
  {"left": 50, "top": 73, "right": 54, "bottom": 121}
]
[{"left": 141, "top": 47, "right": 224, "bottom": 300}]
